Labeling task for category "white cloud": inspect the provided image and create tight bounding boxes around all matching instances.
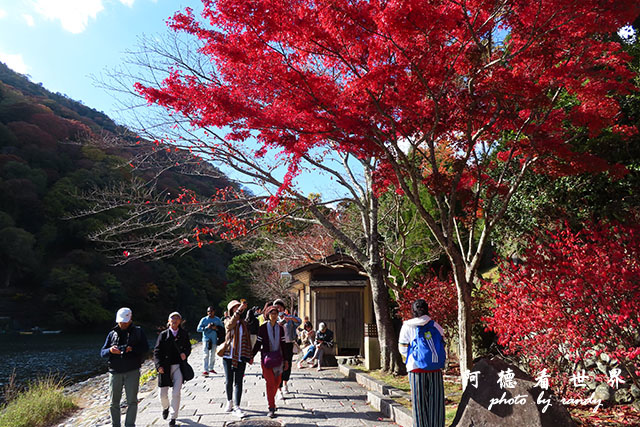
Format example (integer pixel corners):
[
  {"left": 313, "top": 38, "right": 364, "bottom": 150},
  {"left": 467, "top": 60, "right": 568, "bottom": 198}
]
[
  {"left": 0, "top": 9, "right": 7, "bottom": 19},
  {"left": 32, "top": 0, "right": 105, "bottom": 34},
  {"left": 0, "top": 52, "right": 29, "bottom": 74},
  {"left": 119, "top": 0, "right": 136, "bottom": 7},
  {"left": 23, "top": 14, "right": 35, "bottom": 27}
]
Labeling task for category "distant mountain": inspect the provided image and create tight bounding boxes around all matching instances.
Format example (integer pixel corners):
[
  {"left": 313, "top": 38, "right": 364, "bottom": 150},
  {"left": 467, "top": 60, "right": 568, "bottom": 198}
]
[{"left": 0, "top": 62, "right": 238, "bottom": 332}]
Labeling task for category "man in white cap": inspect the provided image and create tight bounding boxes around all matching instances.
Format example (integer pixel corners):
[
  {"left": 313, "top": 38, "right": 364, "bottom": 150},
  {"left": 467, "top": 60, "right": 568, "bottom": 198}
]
[
  {"left": 100, "top": 307, "right": 149, "bottom": 427},
  {"left": 309, "top": 322, "right": 334, "bottom": 371}
]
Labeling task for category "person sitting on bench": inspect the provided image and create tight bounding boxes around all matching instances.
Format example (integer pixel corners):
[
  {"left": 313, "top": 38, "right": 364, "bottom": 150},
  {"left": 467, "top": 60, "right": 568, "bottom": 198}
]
[
  {"left": 297, "top": 321, "right": 316, "bottom": 368},
  {"left": 309, "top": 322, "right": 333, "bottom": 371}
]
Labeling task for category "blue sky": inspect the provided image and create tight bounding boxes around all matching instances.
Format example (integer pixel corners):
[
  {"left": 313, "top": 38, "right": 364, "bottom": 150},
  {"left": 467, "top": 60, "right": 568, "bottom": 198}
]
[{"left": 0, "top": 0, "right": 195, "bottom": 116}]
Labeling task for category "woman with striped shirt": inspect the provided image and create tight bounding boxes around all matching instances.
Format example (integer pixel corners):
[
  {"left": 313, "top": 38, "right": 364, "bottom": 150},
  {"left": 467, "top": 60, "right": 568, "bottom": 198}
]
[
  {"left": 398, "top": 299, "right": 446, "bottom": 427},
  {"left": 221, "top": 299, "right": 252, "bottom": 419}
]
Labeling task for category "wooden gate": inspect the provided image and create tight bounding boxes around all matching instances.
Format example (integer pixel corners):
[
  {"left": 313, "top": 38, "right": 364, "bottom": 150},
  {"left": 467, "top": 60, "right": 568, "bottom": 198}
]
[{"left": 314, "top": 290, "right": 363, "bottom": 355}]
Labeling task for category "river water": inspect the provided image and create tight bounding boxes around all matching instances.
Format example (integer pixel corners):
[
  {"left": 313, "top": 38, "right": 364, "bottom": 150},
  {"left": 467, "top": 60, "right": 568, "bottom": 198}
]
[{"left": 0, "top": 333, "right": 109, "bottom": 398}]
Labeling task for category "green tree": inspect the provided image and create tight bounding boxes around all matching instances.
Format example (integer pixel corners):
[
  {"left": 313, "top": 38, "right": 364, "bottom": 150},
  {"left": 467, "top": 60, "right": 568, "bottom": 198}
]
[
  {"left": 0, "top": 226, "right": 36, "bottom": 287},
  {"left": 45, "top": 265, "right": 111, "bottom": 328},
  {"left": 223, "top": 253, "right": 260, "bottom": 311}
]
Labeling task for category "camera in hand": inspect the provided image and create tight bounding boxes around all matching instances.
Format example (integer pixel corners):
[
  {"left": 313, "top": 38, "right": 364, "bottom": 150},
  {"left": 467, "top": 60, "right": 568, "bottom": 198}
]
[{"left": 118, "top": 345, "right": 128, "bottom": 354}]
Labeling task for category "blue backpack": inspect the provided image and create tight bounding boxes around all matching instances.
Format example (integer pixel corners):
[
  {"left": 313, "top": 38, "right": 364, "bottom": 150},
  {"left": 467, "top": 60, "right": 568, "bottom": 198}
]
[{"left": 408, "top": 320, "right": 446, "bottom": 370}]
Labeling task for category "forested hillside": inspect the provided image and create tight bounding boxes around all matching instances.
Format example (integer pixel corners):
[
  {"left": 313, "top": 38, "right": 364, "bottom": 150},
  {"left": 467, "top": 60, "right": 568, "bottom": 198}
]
[{"left": 0, "top": 62, "right": 238, "bottom": 332}]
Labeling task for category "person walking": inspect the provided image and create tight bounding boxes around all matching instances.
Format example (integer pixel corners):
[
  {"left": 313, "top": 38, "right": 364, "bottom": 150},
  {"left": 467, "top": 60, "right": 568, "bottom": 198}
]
[
  {"left": 154, "top": 312, "right": 192, "bottom": 427},
  {"left": 100, "top": 307, "right": 149, "bottom": 427},
  {"left": 274, "top": 298, "right": 300, "bottom": 399},
  {"left": 251, "top": 305, "right": 291, "bottom": 418},
  {"left": 309, "top": 322, "right": 334, "bottom": 371},
  {"left": 197, "top": 306, "right": 224, "bottom": 375},
  {"left": 245, "top": 305, "right": 261, "bottom": 348},
  {"left": 398, "top": 299, "right": 446, "bottom": 427},
  {"left": 297, "top": 321, "right": 316, "bottom": 368},
  {"left": 220, "top": 299, "right": 252, "bottom": 419}
]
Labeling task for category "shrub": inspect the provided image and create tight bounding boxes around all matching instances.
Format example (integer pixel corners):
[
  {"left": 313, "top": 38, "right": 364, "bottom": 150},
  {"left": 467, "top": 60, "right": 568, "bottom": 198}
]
[
  {"left": 398, "top": 276, "right": 458, "bottom": 339},
  {"left": 398, "top": 275, "right": 491, "bottom": 346},
  {"left": 486, "top": 220, "right": 640, "bottom": 395},
  {"left": 139, "top": 369, "right": 158, "bottom": 386}
]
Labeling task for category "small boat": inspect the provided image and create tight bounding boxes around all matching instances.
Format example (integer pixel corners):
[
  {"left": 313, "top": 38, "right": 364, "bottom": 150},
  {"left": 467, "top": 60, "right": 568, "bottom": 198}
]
[
  {"left": 42, "top": 330, "right": 62, "bottom": 334},
  {"left": 19, "top": 331, "right": 33, "bottom": 335}
]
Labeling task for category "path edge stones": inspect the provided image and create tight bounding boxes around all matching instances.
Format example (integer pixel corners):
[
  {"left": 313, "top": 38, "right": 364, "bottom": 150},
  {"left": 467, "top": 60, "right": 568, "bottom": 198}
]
[{"left": 338, "top": 364, "right": 413, "bottom": 427}]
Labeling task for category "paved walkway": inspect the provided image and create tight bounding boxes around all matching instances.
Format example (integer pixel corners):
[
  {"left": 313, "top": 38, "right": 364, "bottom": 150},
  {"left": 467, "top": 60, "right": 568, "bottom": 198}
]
[{"left": 129, "top": 343, "right": 396, "bottom": 426}]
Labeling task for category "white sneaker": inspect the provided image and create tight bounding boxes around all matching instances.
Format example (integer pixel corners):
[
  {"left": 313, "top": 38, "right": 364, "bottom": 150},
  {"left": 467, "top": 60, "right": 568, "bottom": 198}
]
[
  {"left": 278, "top": 390, "right": 286, "bottom": 401},
  {"left": 224, "top": 400, "right": 233, "bottom": 412},
  {"left": 283, "top": 383, "right": 289, "bottom": 394},
  {"left": 233, "top": 407, "right": 245, "bottom": 418}
]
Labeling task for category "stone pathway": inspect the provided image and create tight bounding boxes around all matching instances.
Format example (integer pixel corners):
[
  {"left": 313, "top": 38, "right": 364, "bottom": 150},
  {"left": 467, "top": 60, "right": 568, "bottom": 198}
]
[{"left": 60, "top": 343, "right": 397, "bottom": 426}]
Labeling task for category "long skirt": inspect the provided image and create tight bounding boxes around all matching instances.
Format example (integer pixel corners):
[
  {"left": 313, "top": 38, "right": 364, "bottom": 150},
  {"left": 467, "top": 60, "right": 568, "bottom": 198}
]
[{"left": 409, "top": 370, "right": 445, "bottom": 427}]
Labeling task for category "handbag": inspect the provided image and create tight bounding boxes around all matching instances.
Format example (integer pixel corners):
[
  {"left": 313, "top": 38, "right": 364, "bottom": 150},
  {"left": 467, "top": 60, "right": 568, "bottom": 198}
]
[
  {"left": 171, "top": 331, "right": 194, "bottom": 382},
  {"left": 216, "top": 329, "right": 225, "bottom": 346},
  {"left": 180, "top": 360, "right": 195, "bottom": 381},
  {"left": 217, "top": 343, "right": 228, "bottom": 357},
  {"left": 217, "top": 333, "right": 230, "bottom": 357},
  {"left": 263, "top": 350, "right": 283, "bottom": 369},
  {"left": 292, "top": 341, "right": 301, "bottom": 354}
]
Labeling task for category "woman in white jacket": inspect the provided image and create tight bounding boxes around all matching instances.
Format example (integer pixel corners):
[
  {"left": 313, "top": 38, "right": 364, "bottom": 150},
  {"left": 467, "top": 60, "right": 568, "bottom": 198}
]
[{"left": 398, "top": 299, "right": 446, "bottom": 427}]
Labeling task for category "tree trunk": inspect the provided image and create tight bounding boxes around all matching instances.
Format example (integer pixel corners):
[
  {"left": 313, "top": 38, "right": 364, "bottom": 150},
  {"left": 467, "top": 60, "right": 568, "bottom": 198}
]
[
  {"left": 452, "top": 265, "right": 474, "bottom": 389},
  {"left": 369, "top": 264, "right": 406, "bottom": 375}
]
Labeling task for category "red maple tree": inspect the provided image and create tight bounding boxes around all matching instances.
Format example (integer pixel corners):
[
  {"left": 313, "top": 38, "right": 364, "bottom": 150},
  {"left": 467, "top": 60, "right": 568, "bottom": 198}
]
[{"left": 133, "top": 0, "right": 639, "bottom": 382}]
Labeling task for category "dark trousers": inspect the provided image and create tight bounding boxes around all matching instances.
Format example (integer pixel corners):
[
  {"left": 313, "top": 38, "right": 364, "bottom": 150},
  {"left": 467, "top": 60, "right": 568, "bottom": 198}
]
[
  {"left": 409, "top": 370, "right": 445, "bottom": 427},
  {"left": 280, "top": 342, "right": 294, "bottom": 385},
  {"left": 109, "top": 369, "right": 140, "bottom": 427},
  {"left": 223, "top": 358, "right": 246, "bottom": 406}
]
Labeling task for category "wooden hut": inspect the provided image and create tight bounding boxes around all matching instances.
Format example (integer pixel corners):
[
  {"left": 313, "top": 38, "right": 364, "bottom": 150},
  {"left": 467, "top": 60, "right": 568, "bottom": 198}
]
[{"left": 288, "top": 254, "right": 376, "bottom": 360}]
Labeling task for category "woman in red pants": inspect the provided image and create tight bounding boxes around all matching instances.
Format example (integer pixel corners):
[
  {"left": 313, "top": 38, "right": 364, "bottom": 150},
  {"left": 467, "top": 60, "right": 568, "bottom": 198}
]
[{"left": 251, "top": 305, "right": 291, "bottom": 418}]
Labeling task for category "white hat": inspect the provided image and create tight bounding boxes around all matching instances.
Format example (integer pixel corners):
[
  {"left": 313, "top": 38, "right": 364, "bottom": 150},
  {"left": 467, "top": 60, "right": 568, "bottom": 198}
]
[
  {"left": 116, "top": 307, "right": 132, "bottom": 323},
  {"left": 227, "top": 300, "right": 241, "bottom": 312},
  {"left": 168, "top": 311, "right": 182, "bottom": 319},
  {"left": 319, "top": 322, "right": 326, "bottom": 330}
]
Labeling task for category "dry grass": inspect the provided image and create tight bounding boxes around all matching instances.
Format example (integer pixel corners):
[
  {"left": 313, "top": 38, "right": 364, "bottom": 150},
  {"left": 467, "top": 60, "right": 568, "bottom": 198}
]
[{"left": 0, "top": 374, "right": 76, "bottom": 427}]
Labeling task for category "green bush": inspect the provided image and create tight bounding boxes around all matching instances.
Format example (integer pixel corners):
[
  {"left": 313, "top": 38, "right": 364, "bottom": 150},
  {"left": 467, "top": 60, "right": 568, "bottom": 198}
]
[
  {"left": 0, "top": 376, "right": 76, "bottom": 427},
  {"left": 139, "top": 369, "right": 158, "bottom": 386}
]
